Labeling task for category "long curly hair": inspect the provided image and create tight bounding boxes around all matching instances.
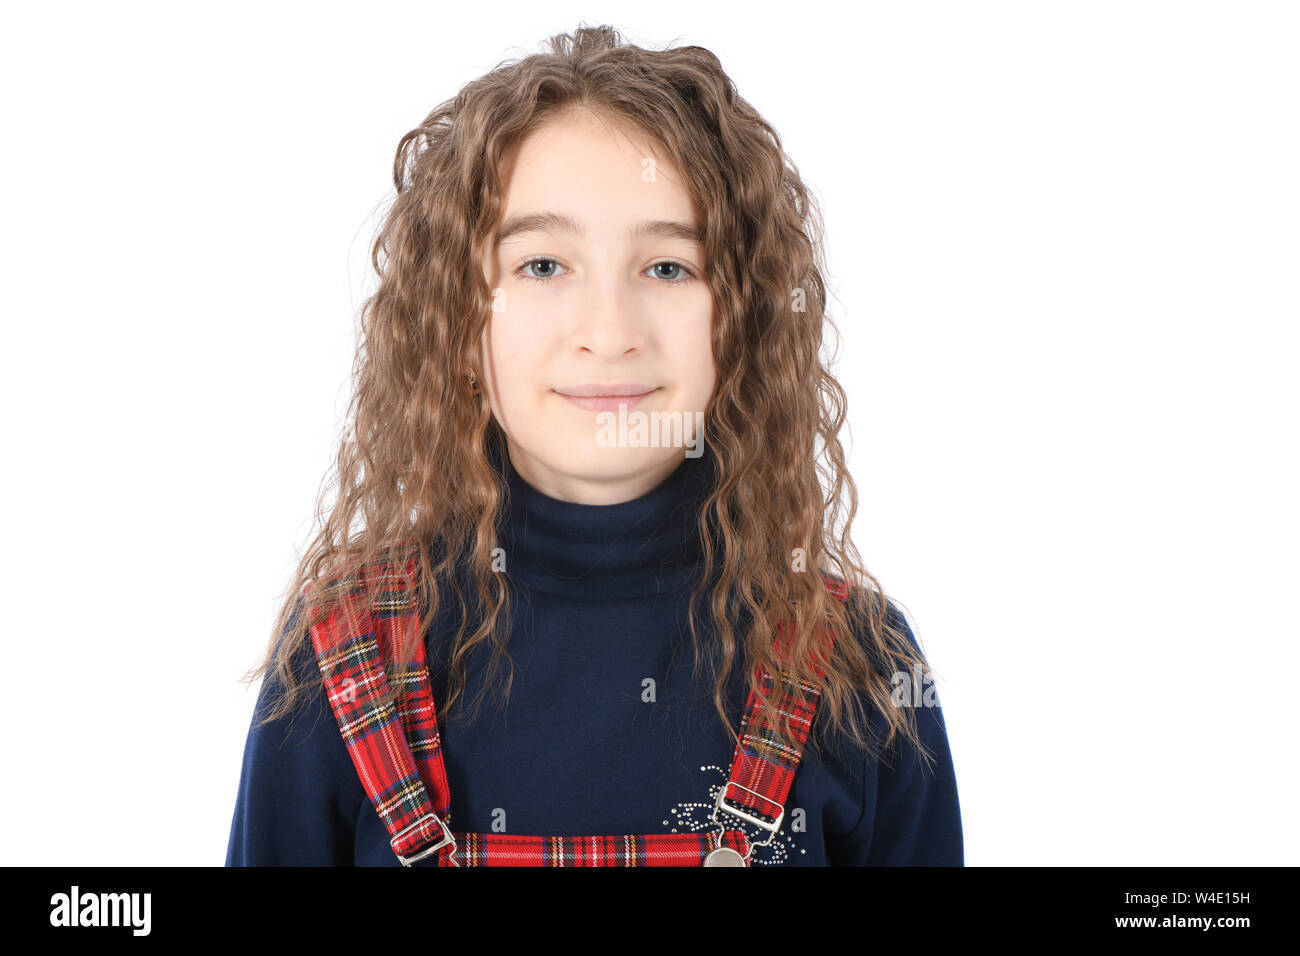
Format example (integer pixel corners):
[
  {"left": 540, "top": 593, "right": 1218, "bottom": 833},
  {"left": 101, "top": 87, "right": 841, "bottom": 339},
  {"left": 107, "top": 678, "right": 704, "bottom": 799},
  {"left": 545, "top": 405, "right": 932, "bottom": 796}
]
[{"left": 240, "top": 23, "right": 942, "bottom": 772}]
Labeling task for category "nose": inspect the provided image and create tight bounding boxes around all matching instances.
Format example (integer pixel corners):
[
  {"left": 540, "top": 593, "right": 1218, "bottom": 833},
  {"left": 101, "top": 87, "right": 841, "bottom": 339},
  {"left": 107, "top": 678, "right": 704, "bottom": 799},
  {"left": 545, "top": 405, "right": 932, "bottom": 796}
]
[{"left": 569, "top": 281, "right": 646, "bottom": 359}]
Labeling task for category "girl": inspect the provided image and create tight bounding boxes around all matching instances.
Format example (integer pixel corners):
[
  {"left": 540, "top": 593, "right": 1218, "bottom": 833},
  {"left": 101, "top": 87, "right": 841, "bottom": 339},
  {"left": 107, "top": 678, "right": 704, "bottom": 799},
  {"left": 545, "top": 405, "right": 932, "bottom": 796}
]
[{"left": 225, "top": 24, "right": 963, "bottom": 867}]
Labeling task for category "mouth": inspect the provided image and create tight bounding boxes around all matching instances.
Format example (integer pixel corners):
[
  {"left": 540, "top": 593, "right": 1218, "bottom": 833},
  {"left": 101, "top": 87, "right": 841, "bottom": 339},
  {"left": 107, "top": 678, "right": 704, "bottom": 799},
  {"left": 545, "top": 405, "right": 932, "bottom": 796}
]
[{"left": 552, "top": 383, "right": 660, "bottom": 412}]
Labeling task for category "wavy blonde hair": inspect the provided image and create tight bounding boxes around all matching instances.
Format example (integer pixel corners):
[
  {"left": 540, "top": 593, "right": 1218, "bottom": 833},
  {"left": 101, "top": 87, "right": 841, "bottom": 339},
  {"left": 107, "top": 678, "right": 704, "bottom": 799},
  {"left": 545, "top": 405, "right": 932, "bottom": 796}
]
[{"left": 241, "top": 23, "right": 942, "bottom": 773}]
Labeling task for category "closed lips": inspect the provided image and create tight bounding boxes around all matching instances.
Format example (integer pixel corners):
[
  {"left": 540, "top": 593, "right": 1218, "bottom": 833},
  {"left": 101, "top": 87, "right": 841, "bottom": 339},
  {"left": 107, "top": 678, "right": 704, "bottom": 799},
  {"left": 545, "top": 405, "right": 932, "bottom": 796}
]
[{"left": 554, "top": 384, "right": 658, "bottom": 397}]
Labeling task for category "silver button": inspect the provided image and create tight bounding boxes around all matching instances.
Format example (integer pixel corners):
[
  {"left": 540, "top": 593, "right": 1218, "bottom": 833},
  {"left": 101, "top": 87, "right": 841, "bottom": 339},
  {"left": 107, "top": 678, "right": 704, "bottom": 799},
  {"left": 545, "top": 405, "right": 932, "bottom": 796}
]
[{"left": 703, "top": 847, "right": 746, "bottom": 867}]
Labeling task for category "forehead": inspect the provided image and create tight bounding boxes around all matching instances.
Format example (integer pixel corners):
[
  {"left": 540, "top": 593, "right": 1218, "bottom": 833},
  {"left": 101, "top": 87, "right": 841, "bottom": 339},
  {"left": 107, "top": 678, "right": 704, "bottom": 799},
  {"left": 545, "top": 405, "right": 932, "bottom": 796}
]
[{"left": 495, "top": 110, "right": 698, "bottom": 232}]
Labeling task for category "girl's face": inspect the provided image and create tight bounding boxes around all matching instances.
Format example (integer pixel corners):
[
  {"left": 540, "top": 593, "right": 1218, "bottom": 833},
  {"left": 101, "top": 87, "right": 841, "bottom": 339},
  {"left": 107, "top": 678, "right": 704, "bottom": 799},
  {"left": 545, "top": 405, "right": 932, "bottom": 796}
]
[{"left": 478, "top": 109, "right": 716, "bottom": 505}]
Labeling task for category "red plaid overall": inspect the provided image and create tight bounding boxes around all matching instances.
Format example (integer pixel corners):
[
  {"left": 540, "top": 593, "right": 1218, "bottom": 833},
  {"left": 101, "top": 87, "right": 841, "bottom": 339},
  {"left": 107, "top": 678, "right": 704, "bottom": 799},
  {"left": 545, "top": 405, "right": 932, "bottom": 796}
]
[{"left": 306, "top": 543, "right": 850, "bottom": 866}]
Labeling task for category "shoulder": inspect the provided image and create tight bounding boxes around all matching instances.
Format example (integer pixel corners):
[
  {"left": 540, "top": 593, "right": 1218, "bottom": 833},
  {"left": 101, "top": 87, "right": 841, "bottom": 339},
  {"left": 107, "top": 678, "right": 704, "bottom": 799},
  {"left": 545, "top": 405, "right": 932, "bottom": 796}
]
[
  {"left": 818, "top": 573, "right": 922, "bottom": 673},
  {"left": 254, "top": 595, "right": 334, "bottom": 740},
  {"left": 243, "top": 597, "right": 366, "bottom": 800}
]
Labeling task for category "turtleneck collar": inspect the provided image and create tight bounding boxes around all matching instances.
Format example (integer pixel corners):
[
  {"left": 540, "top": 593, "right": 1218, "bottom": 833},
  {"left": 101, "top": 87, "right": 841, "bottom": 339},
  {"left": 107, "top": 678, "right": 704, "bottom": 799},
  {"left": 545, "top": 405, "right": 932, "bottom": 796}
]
[{"left": 493, "top": 442, "right": 718, "bottom": 600}]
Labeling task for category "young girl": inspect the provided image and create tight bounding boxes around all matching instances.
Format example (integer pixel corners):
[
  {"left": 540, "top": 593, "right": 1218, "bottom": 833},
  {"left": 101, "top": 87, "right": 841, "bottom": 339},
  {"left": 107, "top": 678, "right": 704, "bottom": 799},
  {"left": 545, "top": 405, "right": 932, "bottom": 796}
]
[{"left": 225, "top": 24, "right": 962, "bottom": 867}]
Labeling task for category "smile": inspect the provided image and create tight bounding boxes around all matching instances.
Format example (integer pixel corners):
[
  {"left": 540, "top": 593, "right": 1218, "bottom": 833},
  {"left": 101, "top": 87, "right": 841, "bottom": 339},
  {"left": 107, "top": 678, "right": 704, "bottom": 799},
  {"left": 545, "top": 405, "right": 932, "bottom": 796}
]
[{"left": 553, "top": 384, "right": 660, "bottom": 412}]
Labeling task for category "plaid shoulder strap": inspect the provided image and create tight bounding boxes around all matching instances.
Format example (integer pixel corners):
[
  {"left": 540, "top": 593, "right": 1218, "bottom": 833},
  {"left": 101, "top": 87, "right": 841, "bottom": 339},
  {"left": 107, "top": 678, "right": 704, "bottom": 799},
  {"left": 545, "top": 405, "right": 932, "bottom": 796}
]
[
  {"left": 307, "top": 542, "right": 852, "bottom": 867},
  {"left": 710, "top": 571, "right": 850, "bottom": 865},
  {"left": 306, "top": 544, "right": 454, "bottom": 861}
]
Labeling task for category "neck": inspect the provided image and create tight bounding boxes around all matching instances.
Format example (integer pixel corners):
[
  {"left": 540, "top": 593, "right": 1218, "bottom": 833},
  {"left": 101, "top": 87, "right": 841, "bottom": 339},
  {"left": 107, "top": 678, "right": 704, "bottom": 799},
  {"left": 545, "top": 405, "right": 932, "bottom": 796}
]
[{"left": 492, "top": 441, "right": 718, "bottom": 600}]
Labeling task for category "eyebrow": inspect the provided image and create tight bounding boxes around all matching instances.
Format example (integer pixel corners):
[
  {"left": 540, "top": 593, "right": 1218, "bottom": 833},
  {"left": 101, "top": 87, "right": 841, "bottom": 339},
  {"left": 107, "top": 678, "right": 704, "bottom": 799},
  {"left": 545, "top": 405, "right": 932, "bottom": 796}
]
[{"left": 494, "top": 212, "right": 704, "bottom": 248}]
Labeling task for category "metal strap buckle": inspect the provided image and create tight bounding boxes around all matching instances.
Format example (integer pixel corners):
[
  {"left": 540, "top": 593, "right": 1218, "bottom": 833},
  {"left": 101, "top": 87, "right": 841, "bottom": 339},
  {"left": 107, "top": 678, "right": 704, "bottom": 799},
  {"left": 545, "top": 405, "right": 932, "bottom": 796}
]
[
  {"left": 710, "top": 781, "right": 784, "bottom": 849},
  {"left": 392, "top": 813, "right": 456, "bottom": 867}
]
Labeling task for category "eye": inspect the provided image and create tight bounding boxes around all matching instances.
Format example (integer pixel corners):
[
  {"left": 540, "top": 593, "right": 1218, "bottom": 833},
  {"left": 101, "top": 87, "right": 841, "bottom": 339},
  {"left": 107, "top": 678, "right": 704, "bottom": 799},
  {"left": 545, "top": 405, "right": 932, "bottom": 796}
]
[
  {"left": 517, "top": 257, "right": 567, "bottom": 283},
  {"left": 514, "top": 257, "right": 698, "bottom": 285},
  {"left": 646, "top": 260, "right": 697, "bottom": 283}
]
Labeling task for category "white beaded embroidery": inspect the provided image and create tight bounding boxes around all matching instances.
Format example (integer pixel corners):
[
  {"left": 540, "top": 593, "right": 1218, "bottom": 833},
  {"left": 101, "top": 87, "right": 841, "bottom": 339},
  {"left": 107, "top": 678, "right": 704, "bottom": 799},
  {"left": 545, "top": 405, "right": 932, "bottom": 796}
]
[{"left": 661, "top": 763, "right": 805, "bottom": 866}]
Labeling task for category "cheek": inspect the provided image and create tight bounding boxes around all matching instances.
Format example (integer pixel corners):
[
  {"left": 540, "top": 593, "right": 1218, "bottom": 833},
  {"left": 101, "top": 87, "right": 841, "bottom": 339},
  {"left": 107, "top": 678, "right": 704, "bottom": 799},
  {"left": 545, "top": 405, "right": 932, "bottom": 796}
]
[
  {"left": 672, "top": 301, "right": 716, "bottom": 401},
  {"left": 487, "top": 321, "right": 515, "bottom": 373},
  {"left": 486, "top": 310, "right": 549, "bottom": 406}
]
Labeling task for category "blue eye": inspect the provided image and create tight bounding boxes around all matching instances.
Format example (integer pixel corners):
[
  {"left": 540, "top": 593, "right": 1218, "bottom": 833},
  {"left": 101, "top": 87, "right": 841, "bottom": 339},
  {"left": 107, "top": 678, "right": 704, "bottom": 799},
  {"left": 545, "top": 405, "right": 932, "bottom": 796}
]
[
  {"left": 518, "top": 258, "right": 565, "bottom": 282},
  {"left": 515, "top": 257, "right": 697, "bottom": 284},
  {"left": 648, "top": 261, "right": 695, "bottom": 282}
]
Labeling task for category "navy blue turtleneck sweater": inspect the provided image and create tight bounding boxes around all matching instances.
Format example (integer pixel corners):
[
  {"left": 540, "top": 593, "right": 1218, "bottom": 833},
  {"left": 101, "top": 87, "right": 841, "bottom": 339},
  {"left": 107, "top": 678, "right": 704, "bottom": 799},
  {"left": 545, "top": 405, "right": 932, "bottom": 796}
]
[{"left": 225, "top": 446, "right": 963, "bottom": 866}]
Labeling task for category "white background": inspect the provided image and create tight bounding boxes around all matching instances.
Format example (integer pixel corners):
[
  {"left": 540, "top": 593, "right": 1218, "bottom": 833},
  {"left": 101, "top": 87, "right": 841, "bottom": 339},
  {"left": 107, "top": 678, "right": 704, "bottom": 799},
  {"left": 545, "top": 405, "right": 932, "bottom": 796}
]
[{"left": 2, "top": 1, "right": 1295, "bottom": 866}]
